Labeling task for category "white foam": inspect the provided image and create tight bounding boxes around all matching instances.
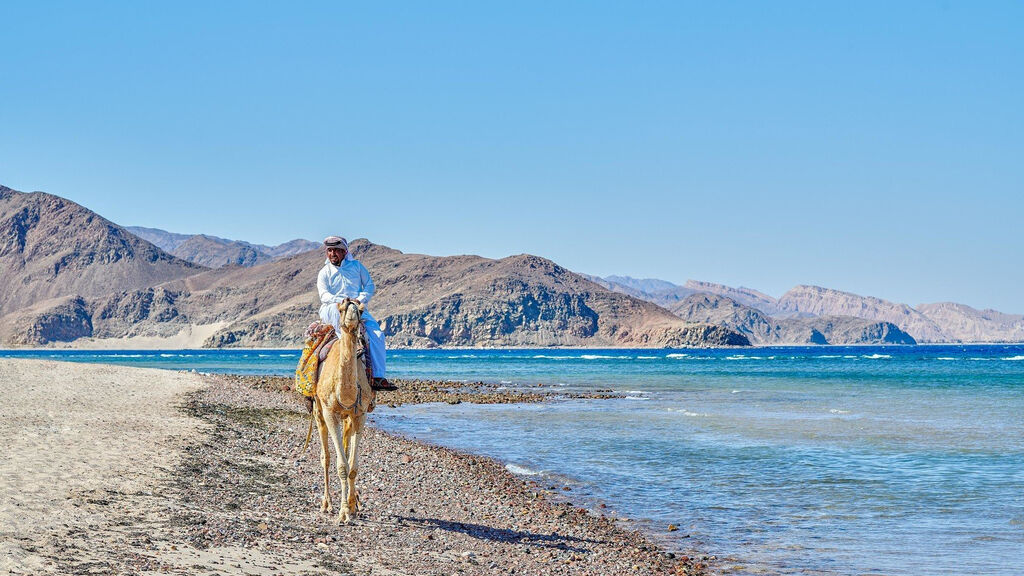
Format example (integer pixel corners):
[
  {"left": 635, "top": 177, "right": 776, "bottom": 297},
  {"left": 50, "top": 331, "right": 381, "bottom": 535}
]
[
  {"left": 624, "top": 396, "right": 649, "bottom": 401},
  {"left": 505, "top": 463, "right": 542, "bottom": 476},
  {"left": 666, "top": 353, "right": 689, "bottom": 359},
  {"left": 726, "top": 355, "right": 763, "bottom": 360},
  {"left": 160, "top": 353, "right": 176, "bottom": 358},
  {"left": 636, "top": 355, "right": 659, "bottom": 359},
  {"left": 829, "top": 409, "right": 851, "bottom": 415},
  {"left": 581, "top": 354, "right": 630, "bottom": 360},
  {"left": 731, "top": 390, "right": 743, "bottom": 394},
  {"left": 936, "top": 357, "right": 956, "bottom": 361},
  {"left": 1003, "top": 355, "right": 1024, "bottom": 361},
  {"left": 818, "top": 355, "right": 841, "bottom": 359},
  {"left": 532, "top": 355, "right": 573, "bottom": 360},
  {"left": 861, "top": 354, "right": 891, "bottom": 359}
]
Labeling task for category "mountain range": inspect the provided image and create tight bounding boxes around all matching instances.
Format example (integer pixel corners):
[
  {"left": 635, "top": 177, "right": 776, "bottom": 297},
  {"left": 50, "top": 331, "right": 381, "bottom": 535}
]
[
  {"left": 596, "top": 276, "right": 1024, "bottom": 343},
  {"left": 0, "top": 185, "right": 745, "bottom": 348},
  {"left": 126, "top": 226, "right": 319, "bottom": 268},
  {"left": 2, "top": 183, "right": 1020, "bottom": 347}
]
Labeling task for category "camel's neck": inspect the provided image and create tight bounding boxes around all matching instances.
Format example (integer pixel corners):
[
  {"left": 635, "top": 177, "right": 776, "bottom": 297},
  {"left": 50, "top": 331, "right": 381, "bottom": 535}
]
[{"left": 333, "top": 327, "right": 360, "bottom": 387}]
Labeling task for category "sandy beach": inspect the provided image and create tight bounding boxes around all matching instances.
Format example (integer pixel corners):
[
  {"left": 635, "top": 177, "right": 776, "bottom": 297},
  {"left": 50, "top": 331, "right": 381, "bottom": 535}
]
[{"left": 1, "top": 360, "right": 710, "bottom": 575}]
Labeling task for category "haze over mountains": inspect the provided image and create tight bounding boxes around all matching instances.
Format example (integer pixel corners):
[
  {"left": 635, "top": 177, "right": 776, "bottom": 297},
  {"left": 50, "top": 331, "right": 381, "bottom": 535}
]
[{"left": 2, "top": 184, "right": 1020, "bottom": 347}]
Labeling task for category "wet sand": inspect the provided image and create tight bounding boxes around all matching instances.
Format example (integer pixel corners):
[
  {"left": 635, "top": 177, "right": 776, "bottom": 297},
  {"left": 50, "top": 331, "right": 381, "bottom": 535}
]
[{"left": 0, "top": 360, "right": 712, "bottom": 575}]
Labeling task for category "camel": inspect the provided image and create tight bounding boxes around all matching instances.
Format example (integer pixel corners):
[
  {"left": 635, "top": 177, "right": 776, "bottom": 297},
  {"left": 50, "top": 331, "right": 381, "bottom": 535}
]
[{"left": 313, "top": 298, "right": 376, "bottom": 523}]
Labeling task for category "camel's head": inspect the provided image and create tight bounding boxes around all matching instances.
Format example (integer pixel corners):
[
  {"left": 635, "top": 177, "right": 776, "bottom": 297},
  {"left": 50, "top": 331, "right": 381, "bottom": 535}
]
[{"left": 337, "top": 299, "right": 364, "bottom": 332}]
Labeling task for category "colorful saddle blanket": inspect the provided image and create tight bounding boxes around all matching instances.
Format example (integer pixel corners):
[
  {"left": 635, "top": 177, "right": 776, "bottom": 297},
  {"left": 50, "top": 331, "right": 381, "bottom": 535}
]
[{"left": 294, "top": 321, "right": 373, "bottom": 397}]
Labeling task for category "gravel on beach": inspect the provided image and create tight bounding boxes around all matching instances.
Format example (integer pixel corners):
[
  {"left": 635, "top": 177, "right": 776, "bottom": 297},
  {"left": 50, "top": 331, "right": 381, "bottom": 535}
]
[{"left": 4, "top": 362, "right": 714, "bottom": 575}]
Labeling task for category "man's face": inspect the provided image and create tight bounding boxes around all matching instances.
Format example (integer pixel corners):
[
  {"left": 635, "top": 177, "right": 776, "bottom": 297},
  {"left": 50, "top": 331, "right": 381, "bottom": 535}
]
[{"left": 326, "top": 247, "right": 346, "bottom": 265}]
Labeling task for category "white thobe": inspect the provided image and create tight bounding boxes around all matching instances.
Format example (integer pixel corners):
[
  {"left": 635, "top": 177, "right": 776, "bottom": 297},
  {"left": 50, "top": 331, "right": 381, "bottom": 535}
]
[{"left": 317, "top": 258, "right": 386, "bottom": 378}]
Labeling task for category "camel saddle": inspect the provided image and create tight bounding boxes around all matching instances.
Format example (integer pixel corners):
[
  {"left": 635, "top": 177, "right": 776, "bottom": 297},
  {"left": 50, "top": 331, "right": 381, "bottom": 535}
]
[{"left": 294, "top": 320, "right": 373, "bottom": 398}]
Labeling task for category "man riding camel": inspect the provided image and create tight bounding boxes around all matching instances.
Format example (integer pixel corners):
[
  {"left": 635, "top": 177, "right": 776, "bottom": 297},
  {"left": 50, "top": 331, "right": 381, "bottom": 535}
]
[{"left": 317, "top": 236, "right": 397, "bottom": 391}]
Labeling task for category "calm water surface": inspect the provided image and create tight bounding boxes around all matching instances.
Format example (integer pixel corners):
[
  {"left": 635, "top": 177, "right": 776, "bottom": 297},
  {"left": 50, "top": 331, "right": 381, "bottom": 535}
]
[{"left": 4, "top": 345, "right": 1022, "bottom": 575}]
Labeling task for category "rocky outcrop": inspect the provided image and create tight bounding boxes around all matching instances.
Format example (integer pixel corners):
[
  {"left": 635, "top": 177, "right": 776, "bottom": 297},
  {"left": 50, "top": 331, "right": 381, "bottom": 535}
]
[
  {"left": 916, "top": 302, "right": 1024, "bottom": 343},
  {"left": 673, "top": 292, "right": 916, "bottom": 345},
  {"left": 777, "top": 285, "right": 947, "bottom": 342},
  {"left": 126, "top": 226, "right": 318, "bottom": 269}
]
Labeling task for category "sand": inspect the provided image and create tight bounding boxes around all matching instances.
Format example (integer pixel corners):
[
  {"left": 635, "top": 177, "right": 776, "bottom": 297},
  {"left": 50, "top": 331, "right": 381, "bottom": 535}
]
[{"left": 0, "top": 360, "right": 710, "bottom": 575}]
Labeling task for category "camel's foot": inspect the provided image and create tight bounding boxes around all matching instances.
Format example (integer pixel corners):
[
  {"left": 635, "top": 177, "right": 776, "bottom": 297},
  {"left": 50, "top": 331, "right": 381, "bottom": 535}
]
[
  {"left": 321, "top": 496, "right": 333, "bottom": 513},
  {"left": 337, "top": 509, "right": 356, "bottom": 524}
]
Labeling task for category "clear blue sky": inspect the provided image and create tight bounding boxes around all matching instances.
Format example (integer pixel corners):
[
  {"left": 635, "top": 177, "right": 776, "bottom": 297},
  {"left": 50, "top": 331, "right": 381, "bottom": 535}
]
[{"left": 2, "top": 2, "right": 1022, "bottom": 312}]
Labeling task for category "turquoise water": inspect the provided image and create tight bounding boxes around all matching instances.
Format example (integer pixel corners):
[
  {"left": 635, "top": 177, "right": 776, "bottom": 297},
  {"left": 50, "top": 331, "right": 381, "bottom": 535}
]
[{"left": 4, "top": 345, "right": 1022, "bottom": 575}]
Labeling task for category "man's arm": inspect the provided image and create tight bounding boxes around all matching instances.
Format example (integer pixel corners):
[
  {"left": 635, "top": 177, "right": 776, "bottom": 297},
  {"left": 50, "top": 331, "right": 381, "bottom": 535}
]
[{"left": 317, "top": 268, "right": 344, "bottom": 304}]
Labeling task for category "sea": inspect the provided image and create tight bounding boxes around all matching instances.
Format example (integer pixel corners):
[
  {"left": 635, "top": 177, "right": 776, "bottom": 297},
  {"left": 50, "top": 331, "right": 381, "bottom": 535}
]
[{"left": 3, "top": 345, "right": 1022, "bottom": 576}]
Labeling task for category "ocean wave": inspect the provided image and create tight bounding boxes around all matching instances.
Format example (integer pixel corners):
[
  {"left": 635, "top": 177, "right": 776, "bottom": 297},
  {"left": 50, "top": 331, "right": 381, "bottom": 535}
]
[
  {"left": 581, "top": 354, "right": 631, "bottom": 360},
  {"left": 159, "top": 353, "right": 177, "bottom": 358},
  {"left": 726, "top": 355, "right": 763, "bottom": 360},
  {"left": 624, "top": 396, "right": 649, "bottom": 401},
  {"left": 861, "top": 354, "right": 891, "bottom": 359},
  {"left": 1003, "top": 355, "right": 1024, "bottom": 361},
  {"left": 505, "top": 463, "right": 542, "bottom": 476},
  {"left": 636, "top": 356, "right": 659, "bottom": 359},
  {"left": 666, "top": 353, "right": 689, "bottom": 359},
  {"left": 447, "top": 354, "right": 479, "bottom": 359},
  {"left": 936, "top": 357, "right": 956, "bottom": 361},
  {"left": 532, "top": 355, "right": 573, "bottom": 360},
  {"left": 829, "top": 409, "right": 851, "bottom": 415},
  {"left": 817, "top": 355, "right": 841, "bottom": 359}
]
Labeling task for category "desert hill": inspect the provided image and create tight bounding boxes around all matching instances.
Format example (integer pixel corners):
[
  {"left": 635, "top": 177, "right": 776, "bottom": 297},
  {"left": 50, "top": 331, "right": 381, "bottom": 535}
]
[{"left": 0, "top": 186, "right": 203, "bottom": 318}]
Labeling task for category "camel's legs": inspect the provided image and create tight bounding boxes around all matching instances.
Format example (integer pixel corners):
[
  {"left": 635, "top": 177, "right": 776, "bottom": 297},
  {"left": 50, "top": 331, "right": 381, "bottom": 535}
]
[
  {"left": 314, "top": 402, "right": 332, "bottom": 513},
  {"left": 345, "top": 414, "right": 364, "bottom": 517},
  {"left": 325, "top": 411, "right": 351, "bottom": 524}
]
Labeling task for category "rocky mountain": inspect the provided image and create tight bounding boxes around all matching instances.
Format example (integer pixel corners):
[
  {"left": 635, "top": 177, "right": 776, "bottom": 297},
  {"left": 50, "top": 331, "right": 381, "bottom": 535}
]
[
  {"left": 126, "top": 226, "right": 318, "bottom": 268},
  {"left": 916, "top": 302, "right": 1024, "bottom": 343},
  {"left": 1, "top": 197, "right": 749, "bottom": 347},
  {"left": 776, "top": 285, "right": 948, "bottom": 342},
  {"left": 0, "top": 185, "right": 204, "bottom": 318},
  {"left": 682, "top": 280, "right": 783, "bottom": 315},
  {"left": 672, "top": 293, "right": 916, "bottom": 345}
]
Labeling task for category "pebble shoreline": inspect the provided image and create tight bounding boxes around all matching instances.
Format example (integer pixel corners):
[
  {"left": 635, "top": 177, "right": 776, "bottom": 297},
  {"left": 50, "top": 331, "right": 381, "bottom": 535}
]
[{"left": 141, "top": 373, "right": 714, "bottom": 575}]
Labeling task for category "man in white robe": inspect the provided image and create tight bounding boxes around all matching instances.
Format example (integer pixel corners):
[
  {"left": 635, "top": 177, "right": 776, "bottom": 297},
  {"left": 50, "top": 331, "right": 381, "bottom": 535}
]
[{"left": 317, "top": 236, "right": 397, "bottom": 391}]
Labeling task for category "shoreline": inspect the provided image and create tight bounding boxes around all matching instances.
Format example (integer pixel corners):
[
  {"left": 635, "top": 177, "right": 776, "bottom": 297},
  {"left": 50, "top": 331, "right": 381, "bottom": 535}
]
[
  {"left": 1, "top": 359, "right": 712, "bottom": 575},
  {"left": 3, "top": 341, "right": 1020, "bottom": 354}
]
